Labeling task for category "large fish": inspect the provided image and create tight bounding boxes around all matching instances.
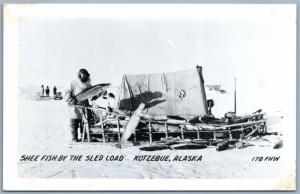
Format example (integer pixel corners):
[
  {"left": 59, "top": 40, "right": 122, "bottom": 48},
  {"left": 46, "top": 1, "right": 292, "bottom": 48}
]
[
  {"left": 120, "top": 103, "right": 145, "bottom": 143},
  {"left": 75, "top": 83, "right": 110, "bottom": 102}
]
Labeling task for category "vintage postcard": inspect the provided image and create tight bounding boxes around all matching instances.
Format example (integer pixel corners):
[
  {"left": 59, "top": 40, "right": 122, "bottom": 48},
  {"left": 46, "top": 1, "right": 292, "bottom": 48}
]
[{"left": 3, "top": 4, "right": 296, "bottom": 190}]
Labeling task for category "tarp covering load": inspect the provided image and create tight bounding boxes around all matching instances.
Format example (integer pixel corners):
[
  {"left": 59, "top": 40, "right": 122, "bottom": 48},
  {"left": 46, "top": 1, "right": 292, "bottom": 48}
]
[{"left": 115, "top": 66, "right": 208, "bottom": 117}]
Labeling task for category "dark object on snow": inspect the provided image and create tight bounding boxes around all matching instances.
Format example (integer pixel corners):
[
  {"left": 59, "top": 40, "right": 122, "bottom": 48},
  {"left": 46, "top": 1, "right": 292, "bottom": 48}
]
[
  {"left": 140, "top": 144, "right": 170, "bottom": 151},
  {"left": 216, "top": 140, "right": 237, "bottom": 151},
  {"left": 273, "top": 140, "right": 283, "bottom": 149}
]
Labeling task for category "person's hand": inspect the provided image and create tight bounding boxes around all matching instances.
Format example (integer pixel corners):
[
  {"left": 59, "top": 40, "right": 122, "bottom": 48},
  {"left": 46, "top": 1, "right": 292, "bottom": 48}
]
[
  {"left": 68, "top": 97, "right": 77, "bottom": 105},
  {"left": 91, "top": 95, "right": 98, "bottom": 101},
  {"left": 107, "top": 107, "right": 113, "bottom": 113},
  {"left": 102, "top": 90, "right": 108, "bottom": 96}
]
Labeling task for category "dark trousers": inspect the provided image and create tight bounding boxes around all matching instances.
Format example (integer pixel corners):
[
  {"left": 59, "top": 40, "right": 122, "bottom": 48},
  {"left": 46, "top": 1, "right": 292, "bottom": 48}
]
[{"left": 69, "top": 119, "right": 83, "bottom": 141}]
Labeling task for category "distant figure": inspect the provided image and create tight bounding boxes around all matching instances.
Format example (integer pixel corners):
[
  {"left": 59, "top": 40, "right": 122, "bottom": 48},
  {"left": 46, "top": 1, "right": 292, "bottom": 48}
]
[
  {"left": 41, "top": 85, "right": 44, "bottom": 96},
  {"left": 45, "top": 86, "right": 50, "bottom": 97},
  {"left": 53, "top": 86, "right": 57, "bottom": 96}
]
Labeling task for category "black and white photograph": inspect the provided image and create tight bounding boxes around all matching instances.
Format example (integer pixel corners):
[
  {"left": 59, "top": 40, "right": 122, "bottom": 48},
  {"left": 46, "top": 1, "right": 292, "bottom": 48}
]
[{"left": 3, "top": 4, "right": 296, "bottom": 190}]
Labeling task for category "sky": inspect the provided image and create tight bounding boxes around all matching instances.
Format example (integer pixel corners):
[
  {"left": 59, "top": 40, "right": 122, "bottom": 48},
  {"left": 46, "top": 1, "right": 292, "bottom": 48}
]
[{"left": 16, "top": 4, "right": 296, "bottom": 116}]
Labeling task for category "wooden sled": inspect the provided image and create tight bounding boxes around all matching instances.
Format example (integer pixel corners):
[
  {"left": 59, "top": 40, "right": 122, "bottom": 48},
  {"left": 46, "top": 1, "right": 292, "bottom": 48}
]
[{"left": 70, "top": 86, "right": 267, "bottom": 150}]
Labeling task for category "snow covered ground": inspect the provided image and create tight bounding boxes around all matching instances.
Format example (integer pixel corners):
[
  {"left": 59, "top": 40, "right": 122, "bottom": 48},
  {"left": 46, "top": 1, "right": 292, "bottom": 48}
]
[{"left": 18, "top": 91, "right": 285, "bottom": 179}]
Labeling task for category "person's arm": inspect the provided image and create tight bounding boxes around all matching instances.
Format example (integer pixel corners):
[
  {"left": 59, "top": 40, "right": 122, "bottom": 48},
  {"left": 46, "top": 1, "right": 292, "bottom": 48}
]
[{"left": 65, "top": 82, "right": 76, "bottom": 105}]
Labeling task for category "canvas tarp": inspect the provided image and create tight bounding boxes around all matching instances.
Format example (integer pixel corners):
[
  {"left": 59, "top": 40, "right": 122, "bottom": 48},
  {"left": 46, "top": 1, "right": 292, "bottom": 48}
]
[{"left": 115, "top": 66, "right": 208, "bottom": 117}]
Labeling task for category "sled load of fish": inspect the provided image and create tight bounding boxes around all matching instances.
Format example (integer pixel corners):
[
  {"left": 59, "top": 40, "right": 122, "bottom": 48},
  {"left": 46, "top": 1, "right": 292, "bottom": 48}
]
[{"left": 72, "top": 66, "right": 269, "bottom": 150}]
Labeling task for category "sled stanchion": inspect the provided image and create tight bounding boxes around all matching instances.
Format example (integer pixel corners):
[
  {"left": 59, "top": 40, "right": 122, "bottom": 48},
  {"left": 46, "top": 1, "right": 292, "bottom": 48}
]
[
  {"left": 85, "top": 107, "right": 90, "bottom": 142},
  {"left": 134, "top": 131, "right": 137, "bottom": 142},
  {"left": 197, "top": 126, "right": 200, "bottom": 139},
  {"left": 213, "top": 131, "right": 216, "bottom": 140},
  {"left": 117, "top": 115, "right": 122, "bottom": 148},
  {"left": 77, "top": 122, "right": 82, "bottom": 142},
  {"left": 180, "top": 125, "right": 184, "bottom": 139},
  {"left": 229, "top": 130, "right": 232, "bottom": 140},
  {"left": 257, "top": 124, "right": 261, "bottom": 133},
  {"left": 81, "top": 122, "right": 85, "bottom": 142},
  {"left": 264, "top": 121, "right": 267, "bottom": 132},
  {"left": 148, "top": 121, "right": 152, "bottom": 143},
  {"left": 80, "top": 107, "right": 89, "bottom": 142},
  {"left": 242, "top": 124, "right": 244, "bottom": 137},
  {"left": 164, "top": 121, "right": 168, "bottom": 138},
  {"left": 86, "top": 123, "right": 90, "bottom": 142},
  {"left": 240, "top": 125, "right": 245, "bottom": 139},
  {"left": 99, "top": 113, "right": 105, "bottom": 143},
  {"left": 117, "top": 116, "right": 121, "bottom": 142}
]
